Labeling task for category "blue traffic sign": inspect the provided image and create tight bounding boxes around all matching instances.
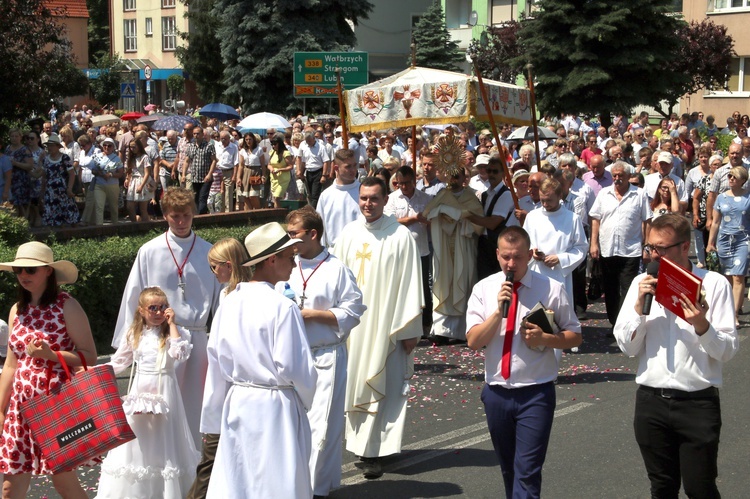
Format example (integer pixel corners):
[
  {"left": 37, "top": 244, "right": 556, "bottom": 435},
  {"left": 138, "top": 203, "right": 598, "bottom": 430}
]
[{"left": 121, "top": 83, "right": 136, "bottom": 99}]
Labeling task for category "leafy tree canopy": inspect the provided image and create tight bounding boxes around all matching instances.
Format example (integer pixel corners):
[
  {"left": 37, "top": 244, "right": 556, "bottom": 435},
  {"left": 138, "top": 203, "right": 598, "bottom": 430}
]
[
  {"left": 86, "top": 0, "right": 110, "bottom": 61},
  {"left": 514, "top": 0, "right": 684, "bottom": 120},
  {"left": 412, "top": 0, "right": 465, "bottom": 72},
  {"left": 213, "top": 0, "right": 373, "bottom": 114},
  {"left": 1, "top": 0, "right": 89, "bottom": 120},
  {"left": 89, "top": 53, "right": 125, "bottom": 107},
  {"left": 177, "top": 0, "right": 227, "bottom": 103},
  {"left": 467, "top": 21, "right": 521, "bottom": 83}
]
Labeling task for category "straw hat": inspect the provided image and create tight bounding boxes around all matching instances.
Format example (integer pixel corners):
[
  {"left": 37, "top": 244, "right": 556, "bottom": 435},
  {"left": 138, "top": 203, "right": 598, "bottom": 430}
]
[
  {"left": 0, "top": 242, "right": 78, "bottom": 284},
  {"left": 243, "top": 222, "right": 301, "bottom": 267},
  {"left": 45, "top": 133, "right": 62, "bottom": 146}
]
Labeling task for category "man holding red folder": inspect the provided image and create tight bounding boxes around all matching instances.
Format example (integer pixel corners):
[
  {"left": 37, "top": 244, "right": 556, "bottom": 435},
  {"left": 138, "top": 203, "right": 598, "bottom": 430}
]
[
  {"left": 466, "top": 226, "right": 581, "bottom": 498},
  {"left": 614, "top": 213, "right": 739, "bottom": 499}
]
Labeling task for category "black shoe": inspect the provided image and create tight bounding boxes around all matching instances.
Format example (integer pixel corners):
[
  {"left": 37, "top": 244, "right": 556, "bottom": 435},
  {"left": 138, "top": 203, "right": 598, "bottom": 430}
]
[
  {"left": 430, "top": 334, "right": 449, "bottom": 346},
  {"left": 575, "top": 307, "right": 588, "bottom": 321},
  {"left": 362, "top": 457, "right": 383, "bottom": 479}
]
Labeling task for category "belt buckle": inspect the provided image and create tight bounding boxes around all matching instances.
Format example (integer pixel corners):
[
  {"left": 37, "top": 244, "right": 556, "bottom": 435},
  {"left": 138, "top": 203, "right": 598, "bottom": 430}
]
[{"left": 659, "top": 388, "right": 673, "bottom": 399}]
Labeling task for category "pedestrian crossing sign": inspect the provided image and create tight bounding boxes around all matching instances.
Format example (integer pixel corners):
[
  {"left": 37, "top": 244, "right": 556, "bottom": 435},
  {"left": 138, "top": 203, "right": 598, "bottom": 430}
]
[{"left": 121, "top": 83, "right": 135, "bottom": 99}]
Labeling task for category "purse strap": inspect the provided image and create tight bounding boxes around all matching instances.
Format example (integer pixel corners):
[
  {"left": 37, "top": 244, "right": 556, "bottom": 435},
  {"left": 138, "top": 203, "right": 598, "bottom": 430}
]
[{"left": 46, "top": 351, "right": 88, "bottom": 396}]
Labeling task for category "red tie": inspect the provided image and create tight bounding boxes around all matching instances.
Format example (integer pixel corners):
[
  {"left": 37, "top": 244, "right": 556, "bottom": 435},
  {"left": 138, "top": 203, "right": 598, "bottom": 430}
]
[{"left": 501, "top": 281, "right": 521, "bottom": 380}]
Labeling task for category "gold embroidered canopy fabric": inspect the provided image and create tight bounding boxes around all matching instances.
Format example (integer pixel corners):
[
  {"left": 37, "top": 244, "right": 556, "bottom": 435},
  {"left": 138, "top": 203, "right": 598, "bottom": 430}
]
[{"left": 345, "top": 66, "right": 533, "bottom": 132}]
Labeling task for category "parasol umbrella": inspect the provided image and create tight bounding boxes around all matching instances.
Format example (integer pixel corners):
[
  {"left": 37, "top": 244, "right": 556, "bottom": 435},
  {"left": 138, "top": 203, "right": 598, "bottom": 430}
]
[
  {"left": 137, "top": 112, "right": 170, "bottom": 126},
  {"left": 144, "top": 103, "right": 157, "bottom": 112},
  {"left": 152, "top": 114, "right": 200, "bottom": 131},
  {"left": 506, "top": 126, "right": 558, "bottom": 141},
  {"left": 199, "top": 103, "right": 240, "bottom": 121},
  {"left": 315, "top": 114, "right": 340, "bottom": 122},
  {"left": 237, "top": 112, "right": 292, "bottom": 134},
  {"left": 120, "top": 112, "right": 145, "bottom": 121},
  {"left": 423, "top": 124, "right": 460, "bottom": 131},
  {"left": 91, "top": 114, "right": 121, "bottom": 127}
]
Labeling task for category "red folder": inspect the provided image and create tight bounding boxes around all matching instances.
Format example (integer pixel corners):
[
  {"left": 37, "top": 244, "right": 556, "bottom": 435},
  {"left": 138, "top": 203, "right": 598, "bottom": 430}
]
[{"left": 654, "top": 257, "right": 703, "bottom": 321}]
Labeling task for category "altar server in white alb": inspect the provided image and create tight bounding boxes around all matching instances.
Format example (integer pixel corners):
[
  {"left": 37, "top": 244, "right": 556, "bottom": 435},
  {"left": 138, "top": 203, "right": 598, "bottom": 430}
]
[
  {"left": 333, "top": 176, "right": 424, "bottom": 480},
  {"left": 203, "top": 222, "right": 317, "bottom": 498},
  {"left": 316, "top": 148, "right": 362, "bottom": 248},
  {"left": 114, "top": 187, "right": 222, "bottom": 448},
  {"left": 522, "top": 177, "right": 588, "bottom": 303},
  {"left": 278, "top": 206, "right": 366, "bottom": 497}
]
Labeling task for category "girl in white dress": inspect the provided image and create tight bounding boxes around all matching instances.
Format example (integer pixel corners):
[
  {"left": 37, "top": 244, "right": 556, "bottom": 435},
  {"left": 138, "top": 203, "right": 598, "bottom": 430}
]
[{"left": 96, "top": 287, "right": 200, "bottom": 498}]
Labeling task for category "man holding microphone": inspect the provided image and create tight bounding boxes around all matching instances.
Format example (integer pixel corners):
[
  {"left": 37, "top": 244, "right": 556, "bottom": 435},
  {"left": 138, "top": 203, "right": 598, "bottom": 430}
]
[{"left": 466, "top": 226, "right": 581, "bottom": 498}]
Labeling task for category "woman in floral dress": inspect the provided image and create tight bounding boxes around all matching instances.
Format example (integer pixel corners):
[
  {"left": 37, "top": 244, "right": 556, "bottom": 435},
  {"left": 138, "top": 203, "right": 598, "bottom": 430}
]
[
  {"left": 41, "top": 133, "right": 80, "bottom": 227},
  {"left": 5, "top": 129, "right": 33, "bottom": 219},
  {"left": 0, "top": 242, "right": 97, "bottom": 498}
]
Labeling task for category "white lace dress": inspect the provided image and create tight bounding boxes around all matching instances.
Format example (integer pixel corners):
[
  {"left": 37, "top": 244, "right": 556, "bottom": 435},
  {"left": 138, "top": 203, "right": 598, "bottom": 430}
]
[{"left": 96, "top": 326, "right": 200, "bottom": 498}]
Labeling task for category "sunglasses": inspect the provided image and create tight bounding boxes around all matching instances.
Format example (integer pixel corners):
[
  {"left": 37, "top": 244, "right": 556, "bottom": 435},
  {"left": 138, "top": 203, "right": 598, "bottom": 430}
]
[
  {"left": 12, "top": 267, "right": 40, "bottom": 275},
  {"left": 146, "top": 304, "right": 168, "bottom": 313},
  {"left": 210, "top": 262, "right": 228, "bottom": 274},
  {"left": 486, "top": 168, "right": 501, "bottom": 174}
]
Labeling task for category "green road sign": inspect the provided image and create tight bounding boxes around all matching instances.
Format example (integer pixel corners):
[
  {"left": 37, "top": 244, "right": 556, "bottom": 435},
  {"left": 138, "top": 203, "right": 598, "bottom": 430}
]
[{"left": 293, "top": 52, "right": 368, "bottom": 98}]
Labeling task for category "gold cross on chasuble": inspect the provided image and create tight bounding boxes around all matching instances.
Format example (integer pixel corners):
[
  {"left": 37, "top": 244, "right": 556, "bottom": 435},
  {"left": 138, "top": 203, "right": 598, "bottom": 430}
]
[{"left": 355, "top": 243, "right": 372, "bottom": 286}]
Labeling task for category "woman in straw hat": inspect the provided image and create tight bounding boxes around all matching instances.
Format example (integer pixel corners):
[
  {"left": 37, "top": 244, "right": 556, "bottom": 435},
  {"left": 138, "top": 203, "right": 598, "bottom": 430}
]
[{"left": 0, "top": 242, "right": 97, "bottom": 497}]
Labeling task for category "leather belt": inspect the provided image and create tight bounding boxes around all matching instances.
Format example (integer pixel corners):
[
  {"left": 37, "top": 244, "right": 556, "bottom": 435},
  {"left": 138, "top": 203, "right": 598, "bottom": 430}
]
[{"left": 639, "top": 385, "right": 719, "bottom": 399}]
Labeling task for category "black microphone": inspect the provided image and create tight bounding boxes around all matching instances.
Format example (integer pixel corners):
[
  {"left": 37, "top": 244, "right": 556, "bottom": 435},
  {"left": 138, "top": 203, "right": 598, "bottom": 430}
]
[
  {"left": 642, "top": 261, "right": 660, "bottom": 315},
  {"left": 502, "top": 271, "right": 515, "bottom": 318}
]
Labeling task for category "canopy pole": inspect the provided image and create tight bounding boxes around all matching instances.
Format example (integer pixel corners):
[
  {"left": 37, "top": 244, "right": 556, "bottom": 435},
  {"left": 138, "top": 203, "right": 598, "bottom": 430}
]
[
  {"left": 526, "top": 64, "right": 541, "bottom": 169},
  {"left": 335, "top": 67, "right": 349, "bottom": 150},
  {"left": 411, "top": 126, "right": 417, "bottom": 173},
  {"left": 473, "top": 62, "right": 519, "bottom": 209}
]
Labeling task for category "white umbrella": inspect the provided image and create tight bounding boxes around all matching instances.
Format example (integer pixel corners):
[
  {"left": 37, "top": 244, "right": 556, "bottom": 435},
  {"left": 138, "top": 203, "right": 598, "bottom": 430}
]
[
  {"left": 507, "top": 126, "right": 558, "bottom": 141},
  {"left": 91, "top": 114, "right": 121, "bottom": 127},
  {"left": 237, "top": 112, "right": 292, "bottom": 133}
]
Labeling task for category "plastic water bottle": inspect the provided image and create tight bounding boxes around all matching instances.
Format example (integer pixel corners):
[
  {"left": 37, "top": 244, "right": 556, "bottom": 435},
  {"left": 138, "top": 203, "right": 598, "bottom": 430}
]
[{"left": 282, "top": 283, "right": 297, "bottom": 304}]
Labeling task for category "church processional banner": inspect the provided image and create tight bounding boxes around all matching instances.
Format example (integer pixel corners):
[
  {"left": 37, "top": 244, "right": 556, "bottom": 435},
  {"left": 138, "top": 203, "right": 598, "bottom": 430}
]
[{"left": 345, "top": 66, "right": 533, "bottom": 132}]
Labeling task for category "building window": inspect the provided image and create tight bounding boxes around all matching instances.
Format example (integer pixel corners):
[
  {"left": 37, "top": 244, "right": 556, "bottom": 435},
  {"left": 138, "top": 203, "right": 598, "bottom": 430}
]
[
  {"left": 145, "top": 18, "right": 153, "bottom": 37},
  {"left": 123, "top": 0, "right": 136, "bottom": 11},
  {"left": 162, "top": 0, "right": 176, "bottom": 7},
  {"left": 124, "top": 19, "right": 137, "bottom": 52},
  {"left": 714, "top": 0, "right": 750, "bottom": 9},
  {"left": 162, "top": 16, "right": 176, "bottom": 51},
  {"left": 726, "top": 57, "right": 750, "bottom": 93}
]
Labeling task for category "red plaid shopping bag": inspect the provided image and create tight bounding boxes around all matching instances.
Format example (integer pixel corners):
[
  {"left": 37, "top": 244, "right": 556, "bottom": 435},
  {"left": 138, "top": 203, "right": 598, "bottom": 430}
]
[{"left": 20, "top": 351, "right": 135, "bottom": 473}]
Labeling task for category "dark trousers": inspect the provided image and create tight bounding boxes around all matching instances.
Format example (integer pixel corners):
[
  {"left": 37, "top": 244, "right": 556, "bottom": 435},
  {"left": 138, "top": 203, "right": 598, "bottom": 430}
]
[
  {"left": 572, "top": 256, "right": 588, "bottom": 312},
  {"left": 305, "top": 168, "right": 324, "bottom": 209},
  {"left": 192, "top": 181, "right": 211, "bottom": 214},
  {"left": 186, "top": 433, "right": 220, "bottom": 499},
  {"left": 482, "top": 382, "right": 556, "bottom": 499},
  {"left": 421, "top": 254, "right": 433, "bottom": 328},
  {"left": 634, "top": 387, "right": 721, "bottom": 499},
  {"left": 478, "top": 235, "right": 501, "bottom": 281},
  {"left": 600, "top": 255, "right": 640, "bottom": 326}
]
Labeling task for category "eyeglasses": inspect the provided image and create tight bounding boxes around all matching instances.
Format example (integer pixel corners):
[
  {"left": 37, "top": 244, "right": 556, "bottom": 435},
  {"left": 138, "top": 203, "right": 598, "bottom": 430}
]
[
  {"left": 12, "top": 267, "right": 40, "bottom": 275},
  {"left": 486, "top": 168, "right": 501, "bottom": 174},
  {"left": 146, "top": 304, "right": 168, "bottom": 313},
  {"left": 287, "top": 229, "right": 308, "bottom": 238},
  {"left": 643, "top": 241, "right": 686, "bottom": 255},
  {"left": 210, "top": 261, "right": 228, "bottom": 275}
]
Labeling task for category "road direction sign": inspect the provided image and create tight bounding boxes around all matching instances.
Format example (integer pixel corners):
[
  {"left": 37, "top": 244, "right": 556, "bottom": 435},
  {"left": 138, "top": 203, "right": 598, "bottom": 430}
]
[
  {"left": 121, "top": 83, "right": 136, "bottom": 99},
  {"left": 293, "top": 52, "right": 368, "bottom": 98}
]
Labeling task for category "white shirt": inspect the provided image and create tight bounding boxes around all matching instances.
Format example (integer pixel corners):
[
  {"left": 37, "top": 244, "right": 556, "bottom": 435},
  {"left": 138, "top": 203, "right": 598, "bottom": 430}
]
[
  {"left": 316, "top": 180, "right": 362, "bottom": 248},
  {"left": 377, "top": 148, "right": 401, "bottom": 163},
  {"left": 589, "top": 185, "right": 652, "bottom": 258},
  {"left": 569, "top": 177, "right": 595, "bottom": 223},
  {"left": 214, "top": 140, "right": 239, "bottom": 170},
  {"left": 298, "top": 140, "right": 330, "bottom": 171},
  {"left": 481, "top": 182, "right": 515, "bottom": 235},
  {"left": 614, "top": 267, "right": 738, "bottom": 391},
  {"left": 644, "top": 172, "right": 687, "bottom": 203},
  {"left": 468, "top": 175, "right": 489, "bottom": 196},
  {"left": 384, "top": 188, "right": 432, "bottom": 257},
  {"left": 466, "top": 269, "right": 581, "bottom": 387}
]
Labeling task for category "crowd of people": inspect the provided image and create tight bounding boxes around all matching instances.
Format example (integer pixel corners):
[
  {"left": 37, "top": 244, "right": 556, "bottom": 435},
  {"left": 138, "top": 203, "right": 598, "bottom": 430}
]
[{"left": 0, "top": 106, "right": 745, "bottom": 498}]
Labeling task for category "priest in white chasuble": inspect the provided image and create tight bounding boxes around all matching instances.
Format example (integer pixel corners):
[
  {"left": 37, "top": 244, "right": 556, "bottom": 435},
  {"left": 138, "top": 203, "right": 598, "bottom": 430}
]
[
  {"left": 424, "top": 167, "right": 484, "bottom": 341},
  {"left": 333, "top": 176, "right": 424, "bottom": 480},
  {"left": 113, "top": 187, "right": 222, "bottom": 449}
]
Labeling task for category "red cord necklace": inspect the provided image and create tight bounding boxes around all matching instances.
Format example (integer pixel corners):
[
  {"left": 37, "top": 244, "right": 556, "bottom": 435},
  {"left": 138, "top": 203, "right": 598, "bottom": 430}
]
[
  {"left": 166, "top": 231, "right": 197, "bottom": 297},
  {"left": 297, "top": 251, "right": 330, "bottom": 309}
]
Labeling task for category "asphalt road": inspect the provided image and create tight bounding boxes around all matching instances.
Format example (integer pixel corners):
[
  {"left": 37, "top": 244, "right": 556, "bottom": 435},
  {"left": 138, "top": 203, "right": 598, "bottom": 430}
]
[{"left": 30, "top": 298, "right": 749, "bottom": 498}]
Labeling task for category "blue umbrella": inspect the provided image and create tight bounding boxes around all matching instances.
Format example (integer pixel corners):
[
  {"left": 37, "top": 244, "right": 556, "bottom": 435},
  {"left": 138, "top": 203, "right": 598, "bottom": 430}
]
[
  {"left": 152, "top": 115, "right": 200, "bottom": 131},
  {"left": 199, "top": 103, "right": 240, "bottom": 121}
]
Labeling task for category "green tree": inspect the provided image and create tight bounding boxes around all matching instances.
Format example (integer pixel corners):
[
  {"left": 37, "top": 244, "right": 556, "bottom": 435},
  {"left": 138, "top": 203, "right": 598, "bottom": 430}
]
[
  {"left": 412, "top": 0, "right": 464, "bottom": 72},
  {"left": 88, "top": 53, "right": 124, "bottom": 107},
  {"left": 1, "top": 0, "right": 89, "bottom": 120},
  {"left": 514, "top": 0, "right": 684, "bottom": 127},
  {"left": 86, "top": 0, "right": 110, "bottom": 61},
  {"left": 176, "top": 0, "right": 227, "bottom": 103},
  {"left": 213, "top": 0, "right": 373, "bottom": 113},
  {"left": 167, "top": 74, "right": 186, "bottom": 99},
  {"left": 467, "top": 21, "right": 521, "bottom": 83},
  {"left": 656, "top": 19, "right": 736, "bottom": 119}
]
